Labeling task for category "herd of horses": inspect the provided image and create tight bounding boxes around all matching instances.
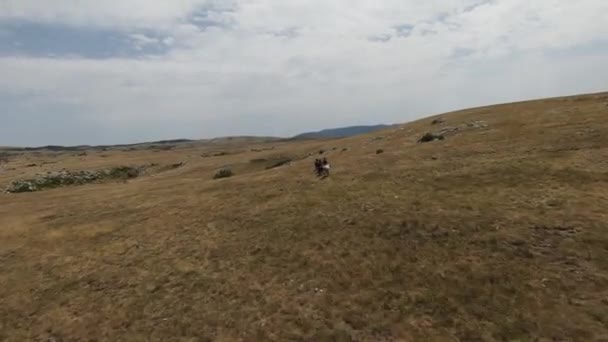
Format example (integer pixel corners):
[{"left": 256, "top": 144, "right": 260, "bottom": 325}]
[{"left": 314, "top": 158, "right": 330, "bottom": 178}]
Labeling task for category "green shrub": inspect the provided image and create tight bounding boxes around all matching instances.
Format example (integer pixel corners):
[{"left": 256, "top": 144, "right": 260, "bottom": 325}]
[
  {"left": 418, "top": 133, "right": 445, "bottom": 143},
  {"left": 107, "top": 166, "right": 140, "bottom": 179},
  {"left": 6, "top": 181, "right": 36, "bottom": 193}
]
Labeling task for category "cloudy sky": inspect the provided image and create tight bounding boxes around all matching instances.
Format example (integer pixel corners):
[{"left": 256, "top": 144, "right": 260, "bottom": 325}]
[{"left": 1, "top": 0, "right": 607, "bottom": 146}]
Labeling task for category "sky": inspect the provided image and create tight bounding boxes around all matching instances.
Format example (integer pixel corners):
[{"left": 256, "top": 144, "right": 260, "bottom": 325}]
[{"left": 1, "top": 0, "right": 607, "bottom": 146}]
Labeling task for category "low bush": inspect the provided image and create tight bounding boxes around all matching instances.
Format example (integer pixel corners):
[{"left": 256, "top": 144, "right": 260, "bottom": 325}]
[
  {"left": 107, "top": 166, "right": 141, "bottom": 179},
  {"left": 214, "top": 168, "right": 234, "bottom": 179},
  {"left": 418, "top": 132, "right": 445, "bottom": 143},
  {"left": 266, "top": 158, "right": 292, "bottom": 170},
  {"left": 250, "top": 158, "right": 268, "bottom": 163}
]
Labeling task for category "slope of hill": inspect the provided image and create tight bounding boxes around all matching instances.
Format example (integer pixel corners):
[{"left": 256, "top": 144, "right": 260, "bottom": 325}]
[
  {"left": 293, "top": 124, "right": 395, "bottom": 139},
  {"left": 1, "top": 92, "right": 608, "bottom": 340}
]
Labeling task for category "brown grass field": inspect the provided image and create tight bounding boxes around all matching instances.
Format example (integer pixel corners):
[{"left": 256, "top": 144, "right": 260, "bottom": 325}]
[{"left": 1, "top": 92, "right": 608, "bottom": 341}]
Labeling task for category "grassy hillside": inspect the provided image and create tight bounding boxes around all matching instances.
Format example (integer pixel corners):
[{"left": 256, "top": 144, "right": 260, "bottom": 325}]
[{"left": 1, "top": 92, "right": 608, "bottom": 341}]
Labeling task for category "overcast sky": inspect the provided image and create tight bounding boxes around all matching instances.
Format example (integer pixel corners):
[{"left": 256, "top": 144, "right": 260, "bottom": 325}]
[{"left": 1, "top": 0, "right": 607, "bottom": 146}]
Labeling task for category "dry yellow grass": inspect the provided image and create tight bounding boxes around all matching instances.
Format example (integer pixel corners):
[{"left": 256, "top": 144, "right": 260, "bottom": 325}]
[{"left": 1, "top": 92, "right": 608, "bottom": 341}]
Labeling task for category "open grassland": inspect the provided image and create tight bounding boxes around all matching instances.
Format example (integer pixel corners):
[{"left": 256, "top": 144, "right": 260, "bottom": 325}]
[{"left": 1, "top": 92, "right": 608, "bottom": 341}]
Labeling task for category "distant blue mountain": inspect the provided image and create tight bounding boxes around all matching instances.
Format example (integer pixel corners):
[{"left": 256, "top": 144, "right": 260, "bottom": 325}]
[{"left": 293, "top": 124, "right": 395, "bottom": 139}]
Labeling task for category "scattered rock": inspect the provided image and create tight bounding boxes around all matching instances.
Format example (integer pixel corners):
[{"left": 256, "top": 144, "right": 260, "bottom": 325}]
[
  {"left": 6, "top": 165, "right": 151, "bottom": 193},
  {"left": 437, "top": 126, "right": 459, "bottom": 135},
  {"left": 417, "top": 119, "right": 487, "bottom": 144},
  {"left": 342, "top": 218, "right": 357, "bottom": 226},
  {"left": 313, "top": 287, "right": 326, "bottom": 294},
  {"left": 418, "top": 132, "right": 445, "bottom": 143},
  {"left": 7, "top": 182, "right": 37, "bottom": 193},
  {"left": 146, "top": 284, "right": 160, "bottom": 293},
  {"left": 575, "top": 128, "right": 599, "bottom": 138},
  {"left": 45, "top": 335, "right": 60, "bottom": 342},
  {"left": 467, "top": 120, "right": 488, "bottom": 129},
  {"left": 213, "top": 168, "right": 233, "bottom": 179},
  {"left": 369, "top": 136, "right": 384, "bottom": 142},
  {"left": 361, "top": 203, "right": 376, "bottom": 212},
  {"left": 376, "top": 149, "right": 384, "bottom": 154}
]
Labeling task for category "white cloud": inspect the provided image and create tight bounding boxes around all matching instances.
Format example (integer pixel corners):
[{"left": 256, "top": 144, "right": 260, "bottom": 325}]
[
  {"left": 163, "top": 37, "right": 176, "bottom": 46},
  {"left": 0, "top": 0, "right": 208, "bottom": 28},
  {"left": 1, "top": 0, "right": 608, "bottom": 145},
  {"left": 130, "top": 34, "right": 159, "bottom": 45},
  {"left": 129, "top": 33, "right": 161, "bottom": 51}
]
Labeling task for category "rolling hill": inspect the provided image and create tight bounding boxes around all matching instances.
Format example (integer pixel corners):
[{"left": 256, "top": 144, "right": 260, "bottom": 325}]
[
  {"left": 0, "top": 137, "right": 283, "bottom": 152},
  {"left": 293, "top": 124, "right": 396, "bottom": 139},
  {"left": 1, "top": 92, "right": 608, "bottom": 341}
]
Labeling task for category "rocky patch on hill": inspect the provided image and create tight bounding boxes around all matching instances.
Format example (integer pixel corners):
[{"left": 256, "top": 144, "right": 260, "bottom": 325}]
[
  {"left": 5, "top": 164, "right": 156, "bottom": 193},
  {"left": 419, "top": 120, "right": 488, "bottom": 143}
]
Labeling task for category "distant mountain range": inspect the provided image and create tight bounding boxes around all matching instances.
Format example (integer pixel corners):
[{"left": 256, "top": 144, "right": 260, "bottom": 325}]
[
  {"left": 0, "top": 139, "right": 195, "bottom": 152},
  {"left": 1, "top": 125, "right": 393, "bottom": 151},
  {"left": 292, "top": 124, "right": 395, "bottom": 139},
  {"left": 0, "top": 137, "right": 280, "bottom": 152}
]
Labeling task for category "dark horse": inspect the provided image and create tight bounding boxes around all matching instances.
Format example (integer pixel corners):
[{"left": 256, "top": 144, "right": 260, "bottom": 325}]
[{"left": 314, "top": 158, "right": 330, "bottom": 178}]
